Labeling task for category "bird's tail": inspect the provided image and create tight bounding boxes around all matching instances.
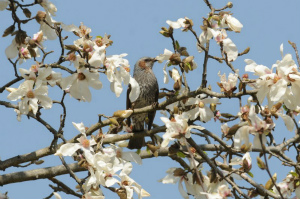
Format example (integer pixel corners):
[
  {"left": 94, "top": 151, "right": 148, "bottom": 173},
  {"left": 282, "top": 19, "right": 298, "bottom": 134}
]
[{"left": 128, "top": 132, "right": 145, "bottom": 149}]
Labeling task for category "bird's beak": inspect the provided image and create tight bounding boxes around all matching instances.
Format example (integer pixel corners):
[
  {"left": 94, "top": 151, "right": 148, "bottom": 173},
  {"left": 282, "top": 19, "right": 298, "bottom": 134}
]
[{"left": 152, "top": 58, "right": 158, "bottom": 62}]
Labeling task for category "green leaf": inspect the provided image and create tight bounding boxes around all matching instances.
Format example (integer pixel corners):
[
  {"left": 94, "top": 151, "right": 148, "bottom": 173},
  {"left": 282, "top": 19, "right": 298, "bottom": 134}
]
[
  {"left": 96, "top": 36, "right": 102, "bottom": 39},
  {"left": 136, "top": 149, "right": 141, "bottom": 155},
  {"left": 289, "top": 171, "right": 298, "bottom": 177},
  {"left": 176, "top": 151, "right": 186, "bottom": 158},
  {"left": 175, "top": 40, "right": 180, "bottom": 51},
  {"left": 247, "top": 171, "right": 254, "bottom": 178}
]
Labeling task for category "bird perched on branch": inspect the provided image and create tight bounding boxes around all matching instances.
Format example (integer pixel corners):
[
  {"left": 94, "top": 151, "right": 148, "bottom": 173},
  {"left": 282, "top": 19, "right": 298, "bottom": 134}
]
[{"left": 126, "top": 57, "right": 159, "bottom": 149}]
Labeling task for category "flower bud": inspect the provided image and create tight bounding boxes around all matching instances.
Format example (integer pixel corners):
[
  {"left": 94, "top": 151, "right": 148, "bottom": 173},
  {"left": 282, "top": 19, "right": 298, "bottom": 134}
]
[
  {"left": 15, "top": 30, "right": 27, "bottom": 45},
  {"left": 264, "top": 173, "right": 277, "bottom": 190},
  {"left": 169, "top": 53, "right": 181, "bottom": 65},
  {"left": 35, "top": 11, "right": 46, "bottom": 24},
  {"left": 2, "top": 25, "right": 15, "bottom": 37},
  {"left": 227, "top": 2, "right": 233, "bottom": 8},
  {"left": 23, "top": 8, "right": 31, "bottom": 18},
  {"left": 173, "top": 168, "right": 185, "bottom": 177},
  {"left": 113, "top": 110, "right": 133, "bottom": 118},
  {"left": 256, "top": 156, "right": 266, "bottom": 170}
]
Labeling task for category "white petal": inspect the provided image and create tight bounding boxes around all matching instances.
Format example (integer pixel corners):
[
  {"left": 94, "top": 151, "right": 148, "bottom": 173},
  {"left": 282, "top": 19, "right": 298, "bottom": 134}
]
[
  {"left": 253, "top": 134, "right": 266, "bottom": 149},
  {"left": 278, "top": 113, "right": 295, "bottom": 132},
  {"left": 178, "top": 181, "right": 189, "bottom": 199},
  {"left": 223, "top": 38, "right": 238, "bottom": 62},
  {"left": 105, "top": 177, "right": 119, "bottom": 187},
  {"left": 110, "top": 81, "right": 123, "bottom": 97},
  {"left": 37, "top": 95, "right": 53, "bottom": 109},
  {"left": 163, "top": 62, "right": 169, "bottom": 84},
  {"left": 128, "top": 77, "right": 140, "bottom": 102},
  {"left": 166, "top": 18, "right": 185, "bottom": 29},
  {"left": 5, "top": 39, "right": 18, "bottom": 59},
  {"left": 72, "top": 122, "right": 86, "bottom": 134},
  {"left": 89, "top": 46, "right": 106, "bottom": 67},
  {"left": 122, "top": 152, "right": 142, "bottom": 165},
  {"left": 269, "top": 79, "right": 287, "bottom": 102},
  {"left": 60, "top": 74, "right": 76, "bottom": 90},
  {"left": 55, "top": 143, "right": 81, "bottom": 156},
  {"left": 61, "top": 23, "right": 79, "bottom": 32},
  {"left": 53, "top": 192, "right": 62, "bottom": 199},
  {"left": 280, "top": 43, "right": 284, "bottom": 58}
]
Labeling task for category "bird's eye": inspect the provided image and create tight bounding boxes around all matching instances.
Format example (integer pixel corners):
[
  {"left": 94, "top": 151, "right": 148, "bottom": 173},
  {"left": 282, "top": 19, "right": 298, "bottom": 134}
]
[{"left": 144, "top": 58, "right": 150, "bottom": 62}]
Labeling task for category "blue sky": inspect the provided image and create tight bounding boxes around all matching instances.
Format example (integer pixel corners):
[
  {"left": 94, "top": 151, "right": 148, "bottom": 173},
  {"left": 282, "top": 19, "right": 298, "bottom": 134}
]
[{"left": 1, "top": 0, "right": 300, "bottom": 198}]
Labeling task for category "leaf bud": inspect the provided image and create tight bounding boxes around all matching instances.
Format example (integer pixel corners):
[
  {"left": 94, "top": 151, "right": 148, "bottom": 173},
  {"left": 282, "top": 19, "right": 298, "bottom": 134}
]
[
  {"left": 113, "top": 110, "right": 133, "bottom": 118},
  {"left": 227, "top": 2, "right": 233, "bottom": 8},
  {"left": 169, "top": 53, "right": 181, "bottom": 65},
  {"left": 23, "top": 8, "right": 31, "bottom": 18}
]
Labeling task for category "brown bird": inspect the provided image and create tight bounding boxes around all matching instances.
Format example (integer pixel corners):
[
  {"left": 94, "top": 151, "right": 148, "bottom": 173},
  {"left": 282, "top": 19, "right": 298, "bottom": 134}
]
[{"left": 126, "top": 57, "right": 159, "bottom": 149}]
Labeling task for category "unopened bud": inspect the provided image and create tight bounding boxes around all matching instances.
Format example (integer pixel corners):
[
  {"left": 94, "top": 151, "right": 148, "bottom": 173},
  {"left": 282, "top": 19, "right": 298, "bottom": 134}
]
[
  {"left": 227, "top": 2, "right": 233, "bottom": 8},
  {"left": 169, "top": 53, "right": 181, "bottom": 65},
  {"left": 23, "top": 8, "right": 31, "bottom": 18},
  {"left": 2, "top": 25, "right": 15, "bottom": 37},
  {"left": 173, "top": 168, "right": 185, "bottom": 177},
  {"left": 256, "top": 156, "right": 266, "bottom": 170},
  {"left": 264, "top": 173, "right": 277, "bottom": 190},
  {"left": 15, "top": 30, "right": 27, "bottom": 45},
  {"left": 35, "top": 11, "right": 46, "bottom": 24},
  {"left": 173, "top": 80, "right": 181, "bottom": 91},
  {"left": 113, "top": 110, "right": 133, "bottom": 118}
]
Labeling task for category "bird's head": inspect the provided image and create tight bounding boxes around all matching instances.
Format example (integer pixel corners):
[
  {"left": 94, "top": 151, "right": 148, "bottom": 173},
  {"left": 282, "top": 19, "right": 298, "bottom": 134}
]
[{"left": 135, "top": 57, "right": 157, "bottom": 70}]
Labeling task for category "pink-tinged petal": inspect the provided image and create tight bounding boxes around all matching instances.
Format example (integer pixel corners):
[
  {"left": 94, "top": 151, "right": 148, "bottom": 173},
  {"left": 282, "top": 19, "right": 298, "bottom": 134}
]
[
  {"left": 89, "top": 46, "right": 106, "bottom": 67},
  {"left": 110, "top": 81, "right": 123, "bottom": 97},
  {"left": 60, "top": 74, "right": 77, "bottom": 90},
  {"left": 254, "top": 65, "right": 272, "bottom": 76},
  {"left": 128, "top": 77, "right": 140, "bottom": 102},
  {"left": 37, "top": 95, "right": 52, "bottom": 109},
  {"left": 5, "top": 39, "right": 18, "bottom": 59},
  {"left": 55, "top": 143, "right": 81, "bottom": 156},
  {"left": 223, "top": 38, "right": 238, "bottom": 62},
  {"left": 269, "top": 79, "right": 287, "bottom": 101}
]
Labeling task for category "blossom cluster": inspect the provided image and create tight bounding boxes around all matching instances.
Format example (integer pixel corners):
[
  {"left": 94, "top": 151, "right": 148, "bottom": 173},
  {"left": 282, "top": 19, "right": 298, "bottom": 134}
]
[
  {"left": 55, "top": 122, "right": 149, "bottom": 199},
  {"left": 3, "top": 0, "right": 140, "bottom": 120}
]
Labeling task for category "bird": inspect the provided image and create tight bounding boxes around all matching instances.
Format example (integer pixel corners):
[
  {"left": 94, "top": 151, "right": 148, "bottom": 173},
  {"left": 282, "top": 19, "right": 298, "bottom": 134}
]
[{"left": 126, "top": 57, "right": 159, "bottom": 149}]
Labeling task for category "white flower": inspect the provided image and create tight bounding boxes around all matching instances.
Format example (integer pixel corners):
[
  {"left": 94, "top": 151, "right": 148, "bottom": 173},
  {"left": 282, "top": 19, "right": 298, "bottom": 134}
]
[
  {"left": 55, "top": 122, "right": 96, "bottom": 164},
  {"left": 197, "top": 30, "right": 213, "bottom": 53},
  {"left": 39, "top": 0, "right": 57, "bottom": 16},
  {"left": 36, "top": 67, "right": 62, "bottom": 87},
  {"left": 221, "top": 14, "right": 243, "bottom": 32},
  {"left": 5, "top": 38, "right": 19, "bottom": 59},
  {"left": 39, "top": 12, "right": 57, "bottom": 40},
  {"left": 166, "top": 18, "right": 187, "bottom": 29},
  {"left": 185, "top": 94, "right": 219, "bottom": 122},
  {"left": 60, "top": 67, "right": 102, "bottom": 102},
  {"left": 218, "top": 70, "right": 238, "bottom": 92},
  {"left": 7, "top": 80, "right": 52, "bottom": 115},
  {"left": 160, "top": 113, "right": 205, "bottom": 147}
]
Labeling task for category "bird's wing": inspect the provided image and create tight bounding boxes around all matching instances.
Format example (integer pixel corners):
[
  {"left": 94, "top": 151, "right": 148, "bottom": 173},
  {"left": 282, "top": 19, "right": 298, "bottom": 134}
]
[
  {"left": 147, "top": 81, "right": 159, "bottom": 130},
  {"left": 126, "top": 83, "right": 132, "bottom": 127}
]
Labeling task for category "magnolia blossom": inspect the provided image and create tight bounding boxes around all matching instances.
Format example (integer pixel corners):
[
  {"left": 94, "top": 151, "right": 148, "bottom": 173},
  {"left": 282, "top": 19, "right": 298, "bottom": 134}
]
[
  {"left": 160, "top": 113, "right": 205, "bottom": 147},
  {"left": 55, "top": 122, "right": 96, "bottom": 164},
  {"left": 60, "top": 66, "right": 102, "bottom": 102},
  {"left": 7, "top": 80, "right": 52, "bottom": 115},
  {"left": 159, "top": 168, "right": 194, "bottom": 199},
  {"left": 156, "top": 49, "right": 173, "bottom": 84},
  {"left": 185, "top": 94, "right": 219, "bottom": 122},
  {"left": 104, "top": 54, "right": 140, "bottom": 101},
  {"left": 166, "top": 17, "right": 190, "bottom": 30},
  {"left": 119, "top": 174, "right": 150, "bottom": 199},
  {"left": 39, "top": 11, "right": 57, "bottom": 40},
  {"left": 221, "top": 14, "right": 243, "bottom": 32},
  {"left": 218, "top": 70, "right": 239, "bottom": 92},
  {"left": 39, "top": 0, "right": 57, "bottom": 16},
  {"left": 5, "top": 38, "right": 20, "bottom": 59}
]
